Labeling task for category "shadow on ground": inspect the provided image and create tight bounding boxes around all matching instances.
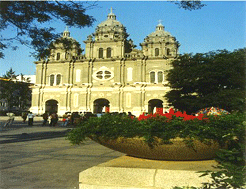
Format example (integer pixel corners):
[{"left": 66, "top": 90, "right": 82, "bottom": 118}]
[{"left": 0, "top": 129, "right": 72, "bottom": 144}]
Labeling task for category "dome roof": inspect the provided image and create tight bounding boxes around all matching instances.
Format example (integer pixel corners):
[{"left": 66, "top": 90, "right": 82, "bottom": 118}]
[
  {"left": 148, "top": 22, "right": 172, "bottom": 37},
  {"left": 97, "top": 8, "right": 124, "bottom": 28},
  {"left": 98, "top": 19, "right": 123, "bottom": 28},
  {"left": 52, "top": 27, "right": 80, "bottom": 48}
]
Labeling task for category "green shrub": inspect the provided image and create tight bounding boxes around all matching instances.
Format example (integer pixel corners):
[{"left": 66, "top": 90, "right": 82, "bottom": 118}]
[{"left": 67, "top": 113, "right": 244, "bottom": 148}]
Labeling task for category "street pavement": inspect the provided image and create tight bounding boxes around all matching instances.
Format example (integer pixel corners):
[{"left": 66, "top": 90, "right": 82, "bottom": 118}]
[{"left": 0, "top": 116, "right": 124, "bottom": 189}]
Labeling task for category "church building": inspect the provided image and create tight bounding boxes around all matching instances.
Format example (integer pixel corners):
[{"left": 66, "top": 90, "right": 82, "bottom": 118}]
[{"left": 30, "top": 9, "right": 179, "bottom": 116}]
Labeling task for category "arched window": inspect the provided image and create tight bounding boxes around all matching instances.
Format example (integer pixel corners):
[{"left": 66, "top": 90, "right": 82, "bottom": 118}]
[
  {"left": 56, "top": 53, "right": 60, "bottom": 60},
  {"left": 107, "top": 47, "right": 111, "bottom": 58},
  {"left": 158, "top": 71, "right": 163, "bottom": 83},
  {"left": 50, "top": 75, "right": 55, "bottom": 86},
  {"left": 150, "top": 72, "right": 155, "bottom": 83},
  {"left": 167, "top": 48, "right": 170, "bottom": 56},
  {"left": 56, "top": 74, "right": 61, "bottom": 85},
  {"left": 150, "top": 71, "right": 164, "bottom": 84},
  {"left": 155, "top": 48, "right": 159, "bottom": 57},
  {"left": 99, "top": 48, "right": 103, "bottom": 58},
  {"left": 65, "top": 52, "right": 69, "bottom": 60},
  {"left": 50, "top": 74, "right": 62, "bottom": 86}
]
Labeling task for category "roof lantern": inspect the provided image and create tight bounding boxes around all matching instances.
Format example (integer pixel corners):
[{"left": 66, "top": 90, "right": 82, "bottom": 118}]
[
  {"left": 63, "top": 26, "right": 70, "bottom": 38},
  {"left": 156, "top": 20, "right": 165, "bottom": 31},
  {"left": 107, "top": 7, "right": 116, "bottom": 20}
]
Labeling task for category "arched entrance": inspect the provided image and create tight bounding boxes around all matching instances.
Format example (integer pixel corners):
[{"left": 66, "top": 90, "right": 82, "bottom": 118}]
[
  {"left": 45, "top": 100, "right": 58, "bottom": 114},
  {"left": 148, "top": 99, "right": 163, "bottom": 114},
  {"left": 93, "top": 98, "right": 110, "bottom": 113}
]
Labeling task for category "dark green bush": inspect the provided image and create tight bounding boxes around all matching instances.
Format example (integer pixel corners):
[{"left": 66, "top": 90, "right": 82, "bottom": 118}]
[{"left": 67, "top": 113, "right": 244, "bottom": 147}]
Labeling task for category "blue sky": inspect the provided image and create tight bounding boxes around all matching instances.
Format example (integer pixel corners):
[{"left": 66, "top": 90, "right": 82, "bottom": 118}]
[{"left": 0, "top": 1, "right": 245, "bottom": 76}]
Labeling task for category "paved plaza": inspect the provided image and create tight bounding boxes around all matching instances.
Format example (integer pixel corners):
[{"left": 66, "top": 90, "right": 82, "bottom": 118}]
[{"left": 0, "top": 116, "right": 124, "bottom": 189}]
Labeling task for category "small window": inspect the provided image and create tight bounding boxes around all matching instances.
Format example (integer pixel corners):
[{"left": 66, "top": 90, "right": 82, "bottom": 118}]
[
  {"left": 150, "top": 72, "right": 155, "bottom": 83},
  {"left": 104, "top": 71, "right": 111, "bottom": 79},
  {"left": 50, "top": 75, "right": 55, "bottom": 86},
  {"left": 107, "top": 47, "right": 111, "bottom": 58},
  {"left": 56, "top": 53, "right": 60, "bottom": 60},
  {"left": 167, "top": 48, "right": 171, "bottom": 56},
  {"left": 65, "top": 52, "right": 69, "bottom": 60},
  {"left": 158, "top": 71, "right": 163, "bottom": 83},
  {"left": 56, "top": 74, "right": 61, "bottom": 85},
  {"left": 104, "top": 35, "right": 108, "bottom": 37},
  {"left": 99, "top": 48, "right": 103, "bottom": 58},
  {"left": 155, "top": 48, "right": 159, "bottom": 57}
]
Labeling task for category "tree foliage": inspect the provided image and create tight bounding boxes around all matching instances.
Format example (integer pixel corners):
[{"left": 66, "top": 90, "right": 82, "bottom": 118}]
[
  {"left": 172, "top": 0, "right": 206, "bottom": 11},
  {"left": 0, "top": 68, "right": 32, "bottom": 111},
  {"left": 0, "top": 1, "right": 96, "bottom": 59},
  {"left": 165, "top": 48, "right": 246, "bottom": 114}
]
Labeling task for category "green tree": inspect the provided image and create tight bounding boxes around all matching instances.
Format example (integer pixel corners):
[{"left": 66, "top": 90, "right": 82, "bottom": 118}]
[
  {"left": 165, "top": 48, "right": 246, "bottom": 114},
  {"left": 0, "top": 1, "right": 96, "bottom": 59},
  {"left": 0, "top": 68, "right": 32, "bottom": 111},
  {"left": 172, "top": 0, "right": 205, "bottom": 11}
]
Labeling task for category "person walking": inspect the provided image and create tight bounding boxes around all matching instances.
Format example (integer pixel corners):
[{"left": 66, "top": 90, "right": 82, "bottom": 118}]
[
  {"left": 4, "top": 112, "right": 15, "bottom": 127},
  {"left": 50, "top": 112, "right": 58, "bottom": 127},
  {"left": 21, "top": 112, "right": 27, "bottom": 123},
  {"left": 53, "top": 112, "right": 58, "bottom": 127},
  {"left": 62, "top": 112, "right": 68, "bottom": 127},
  {"left": 27, "top": 112, "right": 34, "bottom": 126},
  {"left": 42, "top": 111, "right": 49, "bottom": 126}
]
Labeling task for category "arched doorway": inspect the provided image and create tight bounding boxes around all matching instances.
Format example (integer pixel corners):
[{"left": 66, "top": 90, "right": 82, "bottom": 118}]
[
  {"left": 93, "top": 98, "right": 110, "bottom": 113},
  {"left": 45, "top": 100, "right": 58, "bottom": 114},
  {"left": 148, "top": 99, "right": 163, "bottom": 114}
]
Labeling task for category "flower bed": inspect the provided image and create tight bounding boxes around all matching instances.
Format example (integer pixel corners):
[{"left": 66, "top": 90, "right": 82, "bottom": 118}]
[{"left": 67, "top": 110, "right": 243, "bottom": 160}]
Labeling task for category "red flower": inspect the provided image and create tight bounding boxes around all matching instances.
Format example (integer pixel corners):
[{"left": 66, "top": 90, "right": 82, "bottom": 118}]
[{"left": 138, "top": 108, "right": 208, "bottom": 121}]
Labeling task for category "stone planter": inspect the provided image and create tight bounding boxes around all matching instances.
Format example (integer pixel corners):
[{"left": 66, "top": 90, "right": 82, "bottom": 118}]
[{"left": 90, "top": 136, "right": 221, "bottom": 161}]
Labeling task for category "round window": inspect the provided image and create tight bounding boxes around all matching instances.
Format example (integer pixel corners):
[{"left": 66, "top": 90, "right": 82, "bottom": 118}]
[{"left": 96, "top": 70, "right": 112, "bottom": 80}]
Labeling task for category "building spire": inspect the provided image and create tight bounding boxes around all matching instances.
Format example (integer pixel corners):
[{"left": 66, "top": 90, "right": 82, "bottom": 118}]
[
  {"left": 156, "top": 19, "right": 164, "bottom": 31},
  {"left": 107, "top": 7, "right": 116, "bottom": 20},
  {"left": 63, "top": 26, "right": 70, "bottom": 38}
]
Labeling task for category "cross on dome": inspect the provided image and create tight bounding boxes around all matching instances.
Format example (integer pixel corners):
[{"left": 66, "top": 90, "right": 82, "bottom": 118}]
[
  {"left": 63, "top": 26, "right": 70, "bottom": 37},
  {"left": 156, "top": 19, "right": 164, "bottom": 31},
  {"left": 107, "top": 7, "right": 116, "bottom": 20}
]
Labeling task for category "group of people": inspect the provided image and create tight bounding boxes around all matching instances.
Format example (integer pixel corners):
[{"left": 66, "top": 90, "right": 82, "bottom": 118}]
[
  {"left": 4, "top": 111, "right": 136, "bottom": 128},
  {"left": 22, "top": 111, "right": 59, "bottom": 127},
  {"left": 41, "top": 112, "right": 59, "bottom": 127}
]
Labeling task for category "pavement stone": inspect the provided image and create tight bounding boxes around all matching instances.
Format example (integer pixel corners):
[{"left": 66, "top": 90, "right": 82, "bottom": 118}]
[{"left": 0, "top": 117, "right": 124, "bottom": 189}]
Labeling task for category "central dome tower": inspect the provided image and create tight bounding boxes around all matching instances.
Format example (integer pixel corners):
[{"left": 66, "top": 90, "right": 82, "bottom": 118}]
[
  {"left": 140, "top": 21, "right": 179, "bottom": 58},
  {"left": 95, "top": 8, "right": 128, "bottom": 41},
  {"left": 84, "top": 8, "right": 131, "bottom": 59}
]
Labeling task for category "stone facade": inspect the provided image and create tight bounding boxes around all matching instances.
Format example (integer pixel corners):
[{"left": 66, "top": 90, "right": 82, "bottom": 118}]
[{"left": 30, "top": 9, "right": 179, "bottom": 116}]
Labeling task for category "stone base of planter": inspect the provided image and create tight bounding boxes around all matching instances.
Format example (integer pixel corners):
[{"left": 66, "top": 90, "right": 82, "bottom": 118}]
[
  {"left": 79, "top": 155, "right": 218, "bottom": 189},
  {"left": 91, "top": 137, "right": 221, "bottom": 160}
]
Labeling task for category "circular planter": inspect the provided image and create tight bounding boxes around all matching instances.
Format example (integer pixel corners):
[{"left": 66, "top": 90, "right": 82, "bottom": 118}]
[{"left": 90, "top": 136, "right": 221, "bottom": 161}]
